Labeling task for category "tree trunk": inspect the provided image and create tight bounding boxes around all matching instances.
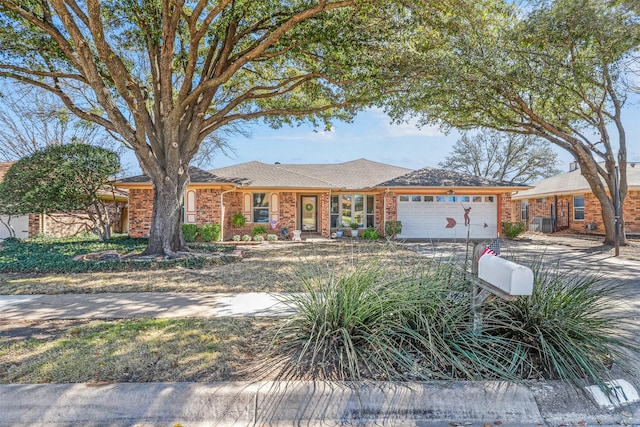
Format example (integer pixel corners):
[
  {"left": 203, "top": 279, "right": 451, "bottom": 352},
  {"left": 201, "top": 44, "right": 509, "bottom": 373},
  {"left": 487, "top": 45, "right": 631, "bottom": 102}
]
[
  {"left": 142, "top": 173, "right": 189, "bottom": 257},
  {"left": 578, "top": 158, "right": 627, "bottom": 246}
]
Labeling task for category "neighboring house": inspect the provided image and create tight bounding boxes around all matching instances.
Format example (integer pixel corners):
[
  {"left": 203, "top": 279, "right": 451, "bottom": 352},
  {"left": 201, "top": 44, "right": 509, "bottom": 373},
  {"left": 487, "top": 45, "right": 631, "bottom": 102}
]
[
  {"left": 511, "top": 162, "right": 640, "bottom": 234},
  {"left": 0, "top": 161, "right": 128, "bottom": 239},
  {"left": 117, "top": 159, "right": 526, "bottom": 240}
]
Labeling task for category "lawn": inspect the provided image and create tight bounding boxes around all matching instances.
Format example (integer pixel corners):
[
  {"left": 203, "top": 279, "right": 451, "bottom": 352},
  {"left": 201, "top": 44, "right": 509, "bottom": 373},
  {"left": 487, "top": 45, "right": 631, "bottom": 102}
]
[
  {"left": 0, "top": 239, "right": 428, "bottom": 294},
  {"left": 0, "top": 318, "right": 274, "bottom": 383}
]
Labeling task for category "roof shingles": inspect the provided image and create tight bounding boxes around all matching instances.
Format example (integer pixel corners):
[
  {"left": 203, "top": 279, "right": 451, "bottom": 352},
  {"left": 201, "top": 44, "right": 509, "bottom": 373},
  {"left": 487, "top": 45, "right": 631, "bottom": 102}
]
[{"left": 379, "top": 167, "right": 527, "bottom": 188}]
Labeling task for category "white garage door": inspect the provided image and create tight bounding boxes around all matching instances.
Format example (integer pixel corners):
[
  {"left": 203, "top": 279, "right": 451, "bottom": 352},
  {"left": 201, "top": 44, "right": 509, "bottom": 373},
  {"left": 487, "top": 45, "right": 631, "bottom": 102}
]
[
  {"left": 397, "top": 195, "right": 497, "bottom": 239},
  {"left": 0, "top": 215, "right": 29, "bottom": 239}
]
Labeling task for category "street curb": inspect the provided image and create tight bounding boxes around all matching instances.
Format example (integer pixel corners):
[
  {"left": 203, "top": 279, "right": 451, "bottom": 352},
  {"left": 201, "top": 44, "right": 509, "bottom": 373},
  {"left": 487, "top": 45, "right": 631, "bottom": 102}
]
[{"left": 0, "top": 381, "right": 543, "bottom": 426}]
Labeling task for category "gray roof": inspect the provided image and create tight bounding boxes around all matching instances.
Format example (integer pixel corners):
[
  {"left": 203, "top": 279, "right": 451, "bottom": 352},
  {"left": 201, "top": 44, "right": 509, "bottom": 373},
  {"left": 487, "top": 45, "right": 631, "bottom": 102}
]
[
  {"left": 118, "top": 166, "right": 235, "bottom": 185},
  {"left": 209, "top": 159, "right": 411, "bottom": 189},
  {"left": 378, "top": 167, "right": 527, "bottom": 188},
  {"left": 512, "top": 163, "right": 640, "bottom": 200}
]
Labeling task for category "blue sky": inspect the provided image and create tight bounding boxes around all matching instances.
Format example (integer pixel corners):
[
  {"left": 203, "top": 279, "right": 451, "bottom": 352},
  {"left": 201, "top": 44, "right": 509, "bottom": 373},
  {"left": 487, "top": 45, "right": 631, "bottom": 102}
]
[{"left": 126, "top": 104, "right": 639, "bottom": 176}]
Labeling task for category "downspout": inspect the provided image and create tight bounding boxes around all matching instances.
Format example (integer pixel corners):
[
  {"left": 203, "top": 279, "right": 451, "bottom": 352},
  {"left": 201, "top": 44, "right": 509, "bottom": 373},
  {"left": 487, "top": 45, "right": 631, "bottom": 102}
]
[{"left": 220, "top": 186, "right": 237, "bottom": 242}]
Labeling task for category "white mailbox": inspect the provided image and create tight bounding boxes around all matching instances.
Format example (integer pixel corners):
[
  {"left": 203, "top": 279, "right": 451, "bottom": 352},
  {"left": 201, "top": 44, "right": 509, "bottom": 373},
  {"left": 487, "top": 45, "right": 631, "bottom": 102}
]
[{"left": 478, "top": 255, "right": 534, "bottom": 296}]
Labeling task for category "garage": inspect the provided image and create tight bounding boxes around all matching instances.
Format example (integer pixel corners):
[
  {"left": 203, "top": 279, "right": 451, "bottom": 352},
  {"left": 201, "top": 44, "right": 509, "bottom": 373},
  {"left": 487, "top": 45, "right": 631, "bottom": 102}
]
[{"left": 397, "top": 194, "right": 498, "bottom": 239}]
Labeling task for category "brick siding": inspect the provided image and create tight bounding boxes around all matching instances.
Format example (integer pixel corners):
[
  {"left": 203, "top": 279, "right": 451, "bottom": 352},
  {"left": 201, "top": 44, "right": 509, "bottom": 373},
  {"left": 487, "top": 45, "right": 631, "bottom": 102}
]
[
  {"left": 129, "top": 188, "right": 154, "bottom": 238},
  {"left": 512, "top": 190, "right": 640, "bottom": 235},
  {"left": 27, "top": 202, "right": 126, "bottom": 238}
]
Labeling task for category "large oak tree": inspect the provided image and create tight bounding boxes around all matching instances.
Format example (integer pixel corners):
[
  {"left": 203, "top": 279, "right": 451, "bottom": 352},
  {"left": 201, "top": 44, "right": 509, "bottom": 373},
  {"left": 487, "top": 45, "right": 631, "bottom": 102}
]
[
  {"left": 0, "top": 0, "right": 387, "bottom": 256},
  {"left": 384, "top": 0, "right": 639, "bottom": 245}
]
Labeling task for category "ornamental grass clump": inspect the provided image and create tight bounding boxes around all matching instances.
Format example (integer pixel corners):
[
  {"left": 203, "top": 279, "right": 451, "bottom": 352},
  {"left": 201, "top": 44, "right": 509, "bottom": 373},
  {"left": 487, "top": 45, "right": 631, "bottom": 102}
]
[
  {"left": 269, "top": 253, "right": 506, "bottom": 381},
  {"left": 267, "top": 245, "right": 635, "bottom": 387},
  {"left": 482, "top": 259, "right": 636, "bottom": 388}
]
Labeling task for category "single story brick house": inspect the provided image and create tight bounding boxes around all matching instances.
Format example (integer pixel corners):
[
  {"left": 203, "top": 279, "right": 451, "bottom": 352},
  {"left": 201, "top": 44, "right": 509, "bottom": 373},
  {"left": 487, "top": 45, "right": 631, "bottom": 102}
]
[
  {"left": 0, "top": 161, "right": 128, "bottom": 239},
  {"left": 118, "top": 159, "right": 526, "bottom": 241},
  {"left": 511, "top": 162, "right": 640, "bottom": 234}
]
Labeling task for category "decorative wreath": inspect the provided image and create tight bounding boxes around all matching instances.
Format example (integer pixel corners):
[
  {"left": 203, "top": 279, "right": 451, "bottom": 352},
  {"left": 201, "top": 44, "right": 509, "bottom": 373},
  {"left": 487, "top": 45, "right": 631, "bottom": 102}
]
[{"left": 305, "top": 203, "right": 314, "bottom": 212}]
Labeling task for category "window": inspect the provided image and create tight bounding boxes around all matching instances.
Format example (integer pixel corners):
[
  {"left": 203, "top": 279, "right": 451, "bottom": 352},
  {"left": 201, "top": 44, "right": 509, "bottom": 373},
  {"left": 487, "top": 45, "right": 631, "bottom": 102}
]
[
  {"left": 460, "top": 196, "right": 470, "bottom": 203},
  {"left": 331, "top": 194, "right": 375, "bottom": 228},
  {"left": 521, "top": 201, "right": 529, "bottom": 221},
  {"left": 366, "top": 195, "right": 375, "bottom": 227},
  {"left": 472, "top": 196, "right": 483, "bottom": 203},
  {"left": 574, "top": 196, "right": 585, "bottom": 221},
  {"left": 486, "top": 196, "right": 495, "bottom": 203},
  {"left": 252, "top": 193, "right": 269, "bottom": 223},
  {"left": 448, "top": 196, "right": 458, "bottom": 202},
  {"left": 435, "top": 196, "right": 446, "bottom": 202},
  {"left": 424, "top": 196, "right": 434, "bottom": 202},
  {"left": 411, "top": 196, "right": 422, "bottom": 202},
  {"left": 399, "top": 195, "right": 410, "bottom": 202}
]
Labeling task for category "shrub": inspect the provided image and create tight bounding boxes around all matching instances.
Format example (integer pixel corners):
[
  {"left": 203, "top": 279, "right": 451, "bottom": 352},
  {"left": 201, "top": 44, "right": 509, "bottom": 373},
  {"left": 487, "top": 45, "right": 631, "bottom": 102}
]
[
  {"left": 253, "top": 235, "right": 265, "bottom": 242},
  {"left": 384, "top": 220, "right": 402, "bottom": 238},
  {"left": 266, "top": 234, "right": 278, "bottom": 242},
  {"left": 269, "top": 258, "right": 497, "bottom": 381},
  {"left": 0, "top": 236, "right": 230, "bottom": 273},
  {"left": 199, "top": 224, "right": 221, "bottom": 242},
  {"left": 232, "top": 235, "right": 241, "bottom": 242},
  {"left": 252, "top": 225, "right": 267, "bottom": 236},
  {"left": 182, "top": 224, "right": 198, "bottom": 242},
  {"left": 482, "top": 260, "right": 635, "bottom": 387},
  {"left": 361, "top": 227, "right": 379, "bottom": 240},
  {"left": 231, "top": 212, "right": 246, "bottom": 228},
  {"left": 241, "top": 234, "right": 252, "bottom": 242},
  {"left": 502, "top": 221, "right": 526, "bottom": 239}
]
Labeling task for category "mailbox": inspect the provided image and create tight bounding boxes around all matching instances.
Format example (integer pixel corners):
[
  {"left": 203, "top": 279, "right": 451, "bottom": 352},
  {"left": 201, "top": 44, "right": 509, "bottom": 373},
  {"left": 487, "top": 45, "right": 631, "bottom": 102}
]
[{"left": 478, "top": 255, "right": 533, "bottom": 296}]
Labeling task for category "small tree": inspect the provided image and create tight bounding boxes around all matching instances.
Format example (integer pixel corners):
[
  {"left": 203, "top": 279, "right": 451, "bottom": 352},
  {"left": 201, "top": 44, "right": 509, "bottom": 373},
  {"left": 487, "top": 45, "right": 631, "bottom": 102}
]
[
  {"left": 0, "top": 144, "right": 120, "bottom": 240},
  {"left": 439, "top": 129, "right": 561, "bottom": 184}
]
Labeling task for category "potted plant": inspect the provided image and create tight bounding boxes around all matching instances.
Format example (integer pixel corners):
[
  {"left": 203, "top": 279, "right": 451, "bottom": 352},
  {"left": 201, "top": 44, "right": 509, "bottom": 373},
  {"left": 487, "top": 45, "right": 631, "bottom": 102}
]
[
  {"left": 335, "top": 222, "right": 344, "bottom": 238},
  {"left": 349, "top": 220, "right": 360, "bottom": 237}
]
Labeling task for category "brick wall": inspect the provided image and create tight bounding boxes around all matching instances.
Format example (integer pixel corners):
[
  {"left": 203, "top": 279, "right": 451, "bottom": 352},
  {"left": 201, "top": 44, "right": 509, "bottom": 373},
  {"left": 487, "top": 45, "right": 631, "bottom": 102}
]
[
  {"left": 223, "top": 191, "right": 300, "bottom": 239},
  {"left": 129, "top": 188, "right": 154, "bottom": 238},
  {"left": 194, "top": 188, "right": 222, "bottom": 225},
  {"left": 279, "top": 192, "right": 297, "bottom": 233},
  {"left": 384, "top": 192, "right": 399, "bottom": 237},
  {"left": 319, "top": 193, "right": 330, "bottom": 237},
  {"left": 625, "top": 190, "right": 640, "bottom": 233},
  {"left": 27, "top": 202, "right": 126, "bottom": 238},
  {"left": 499, "top": 192, "right": 512, "bottom": 226},
  {"left": 513, "top": 191, "right": 640, "bottom": 235}
]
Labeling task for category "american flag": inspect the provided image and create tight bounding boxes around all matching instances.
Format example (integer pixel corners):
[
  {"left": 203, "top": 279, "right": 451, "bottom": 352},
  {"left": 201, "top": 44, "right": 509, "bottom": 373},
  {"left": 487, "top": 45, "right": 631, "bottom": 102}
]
[{"left": 479, "top": 238, "right": 501, "bottom": 259}]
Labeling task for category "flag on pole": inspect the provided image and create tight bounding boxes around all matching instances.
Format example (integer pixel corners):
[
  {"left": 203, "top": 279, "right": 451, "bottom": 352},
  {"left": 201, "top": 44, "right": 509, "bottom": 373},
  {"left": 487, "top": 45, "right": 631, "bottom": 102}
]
[
  {"left": 479, "top": 238, "right": 501, "bottom": 259},
  {"left": 487, "top": 238, "right": 501, "bottom": 255}
]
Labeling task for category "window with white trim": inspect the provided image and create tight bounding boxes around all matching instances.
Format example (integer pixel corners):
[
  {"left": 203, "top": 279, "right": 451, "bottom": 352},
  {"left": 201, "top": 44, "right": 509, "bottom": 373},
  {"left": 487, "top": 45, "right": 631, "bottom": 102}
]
[
  {"left": 330, "top": 194, "right": 374, "bottom": 228},
  {"left": 252, "top": 193, "right": 269, "bottom": 223},
  {"left": 573, "top": 196, "right": 585, "bottom": 221}
]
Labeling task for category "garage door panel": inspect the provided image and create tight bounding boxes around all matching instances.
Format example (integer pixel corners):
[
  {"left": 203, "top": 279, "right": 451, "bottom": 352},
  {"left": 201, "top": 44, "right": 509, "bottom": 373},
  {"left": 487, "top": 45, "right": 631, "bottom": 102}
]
[{"left": 397, "top": 196, "right": 497, "bottom": 239}]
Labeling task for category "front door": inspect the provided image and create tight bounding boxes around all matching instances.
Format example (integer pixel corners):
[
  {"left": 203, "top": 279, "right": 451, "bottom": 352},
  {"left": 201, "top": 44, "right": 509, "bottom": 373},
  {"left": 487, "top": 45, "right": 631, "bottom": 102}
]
[{"left": 301, "top": 196, "right": 317, "bottom": 232}]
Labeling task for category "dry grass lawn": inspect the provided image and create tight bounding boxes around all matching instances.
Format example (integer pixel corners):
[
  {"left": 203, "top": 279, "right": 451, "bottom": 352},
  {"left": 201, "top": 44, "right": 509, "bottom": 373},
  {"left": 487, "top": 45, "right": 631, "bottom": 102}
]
[{"left": 0, "top": 241, "right": 427, "bottom": 295}]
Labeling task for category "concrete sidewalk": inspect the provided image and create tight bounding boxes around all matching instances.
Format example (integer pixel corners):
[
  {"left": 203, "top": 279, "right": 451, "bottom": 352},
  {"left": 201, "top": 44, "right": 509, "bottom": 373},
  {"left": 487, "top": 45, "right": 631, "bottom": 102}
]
[
  {"left": 1, "top": 380, "right": 638, "bottom": 427},
  {"left": 0, "top": 292, "right": 296, "bottom": 319}
]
